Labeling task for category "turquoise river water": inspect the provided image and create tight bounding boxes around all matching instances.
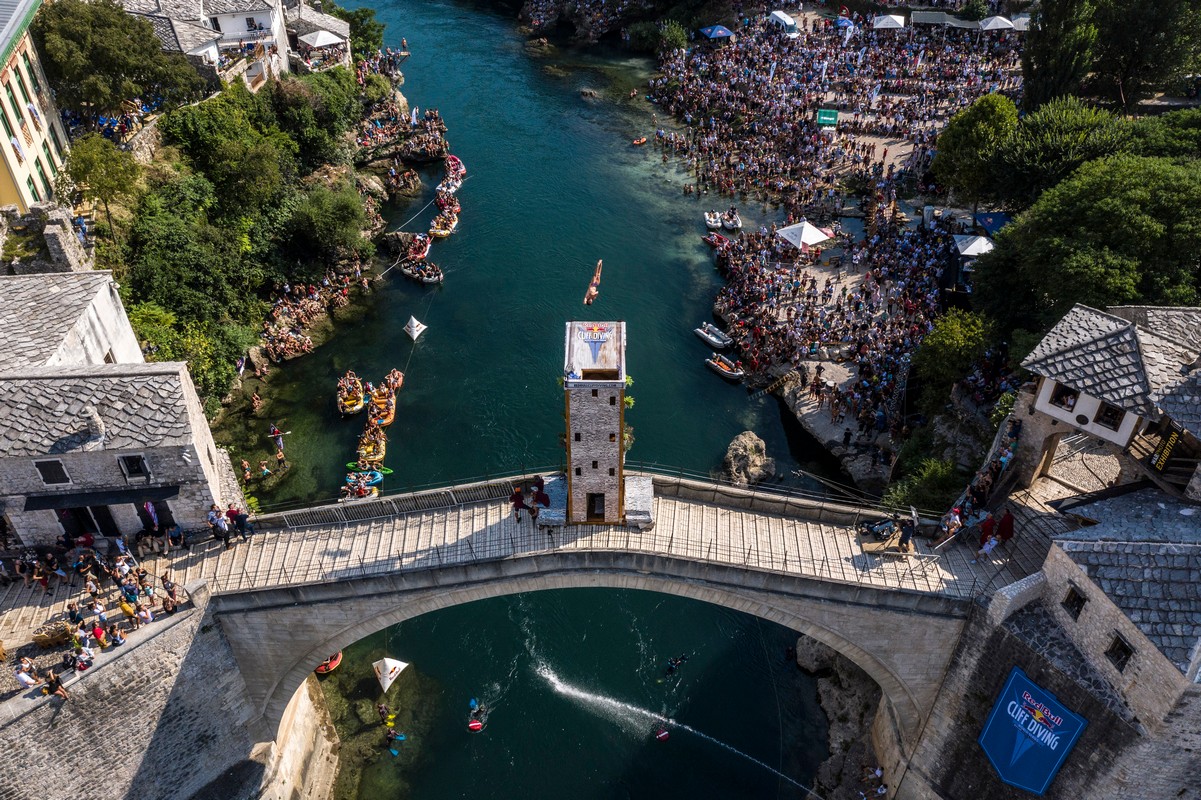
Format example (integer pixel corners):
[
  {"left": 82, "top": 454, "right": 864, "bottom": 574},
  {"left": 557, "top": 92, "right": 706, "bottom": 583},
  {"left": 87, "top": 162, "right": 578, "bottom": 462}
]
[{"left": 267, "top": 0, "right": 839, "bottom": 796}]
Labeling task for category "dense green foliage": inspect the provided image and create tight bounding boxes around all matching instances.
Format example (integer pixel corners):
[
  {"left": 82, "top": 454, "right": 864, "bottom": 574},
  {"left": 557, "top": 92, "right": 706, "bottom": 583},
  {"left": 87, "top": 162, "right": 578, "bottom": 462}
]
[
  {"left": 117, "top": 68, "right": 377, "bottom": 404},
  {"left": 325, "top": 1, "right": 386, "bottom": 59},
  {"left": 59, "top": 133, "right": 141, "bottom": 235},
  {"left": 990, "top": 97, "right": 1131, "bottom": 210},
  {"left": 660, "top": 20, "right": 689, "bottom": 51},
  {"left": 32, "top": 0, "right": 202, "bottom": 120},
  {"left": 1022, "top": 0, "right": 1201, "bottom": 110},
  {"left": 913, "top": 310, "right": 993, "bottom": 414},
  {"left": 973, "top": 155, "right": 1201, "bottom": 332},
  {"left": 932, "top": 95, "right": 1018, "bottom": 209},
  {"left": 882, "top": 458, "right": 965, "bottom": 513},
  {"left": 1130, "top": 109, "right": 1201, "bottom": 159}
]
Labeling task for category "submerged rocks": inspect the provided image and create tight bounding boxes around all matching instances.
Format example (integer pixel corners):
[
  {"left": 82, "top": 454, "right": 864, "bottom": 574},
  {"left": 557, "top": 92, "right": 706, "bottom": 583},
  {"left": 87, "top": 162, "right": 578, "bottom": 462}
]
[{"left": 723, "top": 430, "right": 776, "bottom": 487}]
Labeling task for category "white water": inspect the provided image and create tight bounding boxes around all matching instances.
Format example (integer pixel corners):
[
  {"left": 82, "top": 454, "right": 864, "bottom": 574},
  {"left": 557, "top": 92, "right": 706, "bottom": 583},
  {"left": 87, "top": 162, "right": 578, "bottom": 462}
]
[{"left": 535, "top": 663, "right": 824, "bottom": 798}]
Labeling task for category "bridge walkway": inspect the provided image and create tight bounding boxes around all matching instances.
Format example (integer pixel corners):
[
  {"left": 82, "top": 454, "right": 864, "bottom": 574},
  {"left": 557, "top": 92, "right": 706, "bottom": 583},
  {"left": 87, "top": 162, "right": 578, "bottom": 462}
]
[{"left": 0, "top": 496, "right": 1030, "bottom": 650}]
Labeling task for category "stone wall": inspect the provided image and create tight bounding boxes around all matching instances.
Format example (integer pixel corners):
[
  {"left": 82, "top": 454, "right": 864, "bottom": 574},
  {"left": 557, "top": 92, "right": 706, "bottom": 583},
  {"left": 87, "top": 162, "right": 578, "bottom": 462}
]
[
  {"left": 259, "top": 675, "right": 341, "bottom": 800},
  {"left": 0, "top": 202, "right": 92, "bottom": 275},
  {"left": 565, "top": 383, "right": 624, "bottom": 522},
  {"left": 126, "top": 117, "right": 162, "bottom": 166}
]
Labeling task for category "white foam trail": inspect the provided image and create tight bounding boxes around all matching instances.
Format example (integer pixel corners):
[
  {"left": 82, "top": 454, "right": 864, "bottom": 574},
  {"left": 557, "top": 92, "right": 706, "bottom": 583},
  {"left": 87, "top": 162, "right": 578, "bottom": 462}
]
[{"left": 535, "top": 664, "right": 821, "bottom": 797}]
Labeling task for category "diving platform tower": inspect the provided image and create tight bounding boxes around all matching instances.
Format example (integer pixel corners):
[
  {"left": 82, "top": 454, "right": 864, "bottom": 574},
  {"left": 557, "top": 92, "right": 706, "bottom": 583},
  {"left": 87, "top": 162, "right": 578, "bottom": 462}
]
[{"left": 563, "top": 321, "right": 626, "bottom": 524}]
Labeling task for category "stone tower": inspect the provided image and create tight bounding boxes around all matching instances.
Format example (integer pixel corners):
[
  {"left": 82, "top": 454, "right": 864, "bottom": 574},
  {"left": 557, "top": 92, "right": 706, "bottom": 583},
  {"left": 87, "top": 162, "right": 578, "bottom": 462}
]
[{"left": 563, "top": 321, "right": 626, "bottom": 524}]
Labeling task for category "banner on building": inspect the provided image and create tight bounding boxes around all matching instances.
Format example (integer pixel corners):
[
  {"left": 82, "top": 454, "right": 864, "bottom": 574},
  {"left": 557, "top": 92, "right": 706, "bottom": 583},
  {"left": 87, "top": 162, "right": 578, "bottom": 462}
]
[{"left": 978, "top": 667, "right": 1087, "bottom": 795}]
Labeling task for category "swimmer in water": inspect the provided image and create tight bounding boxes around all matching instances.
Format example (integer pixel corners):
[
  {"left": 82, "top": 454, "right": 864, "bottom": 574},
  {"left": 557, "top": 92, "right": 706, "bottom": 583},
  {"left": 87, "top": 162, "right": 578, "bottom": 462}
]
[
  {"left": 665, "top": 654, "right": 689, "bottom": 675},
  {"left": 583, "top": 259, "right": 602, "bottom": 305}
]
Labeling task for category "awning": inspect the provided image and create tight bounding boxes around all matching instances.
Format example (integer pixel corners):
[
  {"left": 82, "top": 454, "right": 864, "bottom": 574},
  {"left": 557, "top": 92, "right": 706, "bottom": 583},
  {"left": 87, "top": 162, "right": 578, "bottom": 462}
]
[
  {"left": 24, "top": 485, "right": 180, "bottom": 512},
  {"left": 975, "top": 212, "right": 1012, "bottom": 236},
  {"left": 699, "top": 25, "right": 734, "bottom": 39},
  {"left": 954, "top": 234, "right": 994, "bottom": 256},
  {"left": 978, "top": 15, "right": 1014, "bottom": 31},
  {"left": 872, "top": 14, "right": 905, "bottom": 29},
  {"left": 778, "top": 220, "right": 834, "bottom": 249},
  {"left": 299, "top": 29, "right": 344, "bottom": 48}
]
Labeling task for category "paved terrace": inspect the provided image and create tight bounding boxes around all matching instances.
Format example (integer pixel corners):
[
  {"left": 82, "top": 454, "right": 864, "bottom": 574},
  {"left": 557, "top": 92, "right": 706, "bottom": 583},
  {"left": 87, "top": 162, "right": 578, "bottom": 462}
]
[{"left": 0, "top": 473, "right": 1047, "bottom": 647}]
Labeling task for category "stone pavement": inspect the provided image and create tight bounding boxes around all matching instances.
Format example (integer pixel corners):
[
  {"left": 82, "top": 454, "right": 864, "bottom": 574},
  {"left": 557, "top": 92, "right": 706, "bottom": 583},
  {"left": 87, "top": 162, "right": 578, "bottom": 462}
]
[{"left": 0, "top": 489, "right": 1043, "bottom": 652}]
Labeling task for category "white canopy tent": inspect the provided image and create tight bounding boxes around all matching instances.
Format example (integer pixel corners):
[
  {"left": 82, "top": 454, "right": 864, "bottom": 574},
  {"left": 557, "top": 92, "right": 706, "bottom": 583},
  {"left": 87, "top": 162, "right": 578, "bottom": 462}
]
[
  {"left": 777, "top": 221, "right": 835, "bottom": 250},
  {"left": 978, "top": 15, "right": 1014, "bottom": 31},
  {"left": 872, "top": 14, "right": 905, "bottom": 29},
  {"left": 953, "top": 234, "right": 995, "bottom": 257},
  {"left": 1010, "top": 14, "right": 1031, "bottom": 31},
  {"left": 299, "top": 29, "right": 344, "bottom": 48}
]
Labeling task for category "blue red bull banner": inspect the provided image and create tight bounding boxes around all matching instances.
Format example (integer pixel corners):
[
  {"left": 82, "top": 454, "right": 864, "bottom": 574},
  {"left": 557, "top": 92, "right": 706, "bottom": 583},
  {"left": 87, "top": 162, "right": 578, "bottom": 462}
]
[{"left": 978, "top": 667, "right": 1087, "bottom": 795}]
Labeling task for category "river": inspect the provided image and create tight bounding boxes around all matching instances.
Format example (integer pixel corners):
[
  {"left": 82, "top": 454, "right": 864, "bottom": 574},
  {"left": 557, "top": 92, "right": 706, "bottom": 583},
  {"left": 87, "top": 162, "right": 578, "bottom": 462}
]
[{"left": 229, "top": 0, "right": 844, "bottom": 508}]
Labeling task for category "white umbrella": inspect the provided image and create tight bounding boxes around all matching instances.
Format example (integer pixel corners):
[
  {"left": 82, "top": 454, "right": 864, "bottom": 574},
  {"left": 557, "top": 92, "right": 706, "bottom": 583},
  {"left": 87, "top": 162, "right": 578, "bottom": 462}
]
[
  {"left": 404, "top": 316, "right": 428, "bottom": 341},
  {"left": 978, "top": 15, "right": 1014, "bottom": 31},
  {"left": 1010, "top": 14, "right": 1030, "bottom": 31},
  {"left": 299, "top": 29, "right": 344, "bottom": 48},
  {"left": 778, "top": 221, "right": 835, "bottom": 249},
  {"left": 953, "top": 234, "right": 994, "bottom": 257},
  {"left": 373, "top": 657, "right": 409, "bottom": 693},
  {"left": 871, "top": 14, "right": 905, "bottom": 29}
]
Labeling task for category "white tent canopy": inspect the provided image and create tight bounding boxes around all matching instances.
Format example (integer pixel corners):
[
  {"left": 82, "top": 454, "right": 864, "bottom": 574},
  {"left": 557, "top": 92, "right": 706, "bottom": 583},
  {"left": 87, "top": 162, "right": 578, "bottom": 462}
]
[
  {"left": 299, "top": 29, "right": 344, "bottom": 48},
  {"left": 405, "top": 316, "right": 428, "bottom": 341},
  {"left": 954, "top": 234, "right": 994, "bottom": 257},
  {"left": 777, "top": 220, "right": 835, "bottom": 249},
  {"left": 872, "top": 14, "right": 905, "bottom": 29},
  {"left": 1010, "top": 13, "right": 1031, "bottom": 31},
  {"left": 978, "top": 15, "right": 1014, "bottom": 31},
  {"left": 373, "top": 658, "right": 409, "bottom": 693}
]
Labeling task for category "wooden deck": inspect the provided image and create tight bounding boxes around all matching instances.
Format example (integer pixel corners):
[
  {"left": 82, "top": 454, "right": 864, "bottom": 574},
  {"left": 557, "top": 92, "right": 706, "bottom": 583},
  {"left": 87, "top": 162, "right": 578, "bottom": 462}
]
[{"left": 0, "top": 493, "right": 1040, "bottom": 648}]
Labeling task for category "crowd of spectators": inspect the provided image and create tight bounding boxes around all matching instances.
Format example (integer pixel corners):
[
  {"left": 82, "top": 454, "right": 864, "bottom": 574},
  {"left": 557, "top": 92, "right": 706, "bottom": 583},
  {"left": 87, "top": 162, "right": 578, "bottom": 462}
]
[{"left": 262, "top": 270, "right": 361, "bottom": 362}]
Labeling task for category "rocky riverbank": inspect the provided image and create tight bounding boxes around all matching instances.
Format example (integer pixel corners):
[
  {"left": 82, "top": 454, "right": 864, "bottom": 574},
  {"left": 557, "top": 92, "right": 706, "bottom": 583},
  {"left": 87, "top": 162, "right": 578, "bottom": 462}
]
[{"left": 794, "top": 636, "right": 884, "bottom": 799}]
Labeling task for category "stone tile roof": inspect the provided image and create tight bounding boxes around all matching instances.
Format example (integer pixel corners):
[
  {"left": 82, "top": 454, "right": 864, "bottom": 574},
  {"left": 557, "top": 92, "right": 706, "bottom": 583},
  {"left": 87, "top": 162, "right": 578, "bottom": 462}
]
[
  {"left": 0, "top": 363, "right": 194, "bottom": 457},
  {"left": 284, "top": 3, "right": 348, "bottom": 37},
  {"left": 162, "top": 15, "right": 220, "bottom": 52},
  {"left": 1023, "top": 304, "right": 1201, "bottom": 433},
  {"left": 203, "top": 0, "right": 273, "bottom": 15},
  {"left": 1054, "top": 488, "right": 1201, "bottom": 677},
  {"left": 0, "top": 272, "right": 115, "bottom": 372},
  {"left": 1109, "top": 306, "right": 1201, "bottom": 349}
]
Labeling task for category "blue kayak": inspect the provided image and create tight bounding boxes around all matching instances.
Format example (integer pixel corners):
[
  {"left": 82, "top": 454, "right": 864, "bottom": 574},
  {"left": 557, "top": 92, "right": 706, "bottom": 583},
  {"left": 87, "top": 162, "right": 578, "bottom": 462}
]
[{"left": 346, "top": 470, "right": 384, "bottom": 486}]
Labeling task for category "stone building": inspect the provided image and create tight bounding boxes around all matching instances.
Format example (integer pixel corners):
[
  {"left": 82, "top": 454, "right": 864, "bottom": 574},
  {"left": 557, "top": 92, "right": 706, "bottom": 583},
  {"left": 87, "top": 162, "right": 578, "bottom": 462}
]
[
  {"left": 0, "top": 271, "right": 240, "bottom": 545},
  {"left": 0, "top": 0, "right": 70, "bottom": 211},
  {"left": 563, "top": 320, "right": 626, "bottom": 523},
  {"left": 1019, "top": 304, "right": 1201, "bottom": 500}
]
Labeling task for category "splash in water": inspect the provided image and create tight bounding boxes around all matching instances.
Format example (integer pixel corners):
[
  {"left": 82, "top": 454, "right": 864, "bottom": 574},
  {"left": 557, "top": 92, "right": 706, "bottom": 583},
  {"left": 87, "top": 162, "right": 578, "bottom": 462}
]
[{"left": 534, "top": 663, "right": 823, "bottom": 798}]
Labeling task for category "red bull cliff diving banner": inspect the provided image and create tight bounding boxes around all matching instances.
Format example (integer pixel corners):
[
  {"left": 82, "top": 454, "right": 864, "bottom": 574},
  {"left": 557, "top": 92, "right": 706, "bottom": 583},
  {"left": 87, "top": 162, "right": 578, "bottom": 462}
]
[{"left": 978, "top": 667, "right": 1087, "bottom": 795}]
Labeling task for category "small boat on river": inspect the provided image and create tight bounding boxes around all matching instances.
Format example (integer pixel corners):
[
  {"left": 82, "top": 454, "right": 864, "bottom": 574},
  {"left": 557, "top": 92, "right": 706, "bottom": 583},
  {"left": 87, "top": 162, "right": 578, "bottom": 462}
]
[
  {"left": 385, "top": 368, "right": 404, "bottom": 392},
  {"left": 704, "top": 211, "right": 722, "bottom": 230},
  {"left": 357, "top": 434, "right": 387, "bottom": 464},
  {"left": 430, "top": 212, "right": 458, "bottom": 238},
  {"left": 632, "top": 137, "right": 647, "bottom": 146},
  {"left": 721, "top": 210, "right": 742, "bottom": 231},
  {"left": 336, "top": 371, "right": 365, "bottom": 416},
  {"left": 339, "top": 486, "right": 379, "bottom": 503},
  {"left": 446, "top": 154, "right": 466, "bottom": 177},
  {"left": 346, "top": 470, "right": 384, "bottom": 487},
  {"left": 408, "top": 233, "right": 431, "bottom": 260},
  {"left": 315, "top": 653, "right": 343, "bottom": 674},
  {"left": 694, "top": 322, "right": 733, "bottom": 349},
  {"left": 436, "top": 176, "right": 462, "bottom": 195},
  {"left": 702, "top": 232, "right": 730, "bottom": 248},
  {"left": 400, "top": 259, "right": 444, "bottom": 284},
  {"left": 705, "top": 352, "right": 744, "bottom": 381}
]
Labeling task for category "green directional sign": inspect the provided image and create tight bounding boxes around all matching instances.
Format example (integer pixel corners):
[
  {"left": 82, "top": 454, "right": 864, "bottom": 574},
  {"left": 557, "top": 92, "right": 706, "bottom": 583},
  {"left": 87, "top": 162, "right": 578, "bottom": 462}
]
[{"left": 817, "top": 109, "right": 839, "bottom": 128}]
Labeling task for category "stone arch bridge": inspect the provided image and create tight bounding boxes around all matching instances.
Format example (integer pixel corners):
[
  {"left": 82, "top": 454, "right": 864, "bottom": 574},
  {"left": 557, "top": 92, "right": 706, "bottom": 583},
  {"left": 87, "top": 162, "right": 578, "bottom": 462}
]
[{"left": 201, "top": 473, "right": 1023, "bottom": 754}]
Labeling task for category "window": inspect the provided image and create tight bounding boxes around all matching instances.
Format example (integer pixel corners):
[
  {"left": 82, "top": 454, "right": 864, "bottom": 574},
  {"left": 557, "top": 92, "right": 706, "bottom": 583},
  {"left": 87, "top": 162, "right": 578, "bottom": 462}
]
[
  {"left": 34, "top": 157, "right": 51, "bottom": 199},
  {"left": 591, "top": 461, "right": 598, "bottom": 469},
  {"left": 608, "top": 468, "right": 615, "bottom": 476},
  {"left": 1050, "top": 384, "right": 1079, "bottom": 411},
  {"left": 1094, "top": 402, "right": 1125, "bottom": 431},
  {"left": 48, "top": 124, "right": 62, "bottom": 158},
  {"left": 609, "top": 433, "right": 616, "bottom": 442},
  {"left": 1062, "top": 586, "right": 1087, "bottom": 620},
  {"left": 103, "top": 349, "right": 115, "bottom": 364},
  {"left": 5, "top": 82, "right": 24, "bottom": 126},
  {"left": 35, "top": 460, "right": 70, "bottom": 484},
  {"left": 13, "top": 70, "right": 29, "bottom": 104},
  {"left": 609, "top": 395, "right": 616, "bottom": 405},
  {"left": 591, "top": 389, "right": 598, "bottom": 397},
  {"left": 245, "top": 17, "right": 257, "bottom": 30},
  {"left": 0, "top": 106, "right": 14, "bottom": 138},
  {"left": 210, "top": 16, "right": 221, "bottom": 31},
  {"left": 574, "top": 467, "right": 581, "bottom": 476},
  {"left": 42, "top": 141, "right": 55, "bottom": 173},
  {"left": 1105, "top": 635, "right": 1134, "bottom": 673},
  {"left": 22, "top": 54, "right": 41, "bottom": 96},
  {"left": 574, "top": 432, "right": 580, "bottom": 442},
  {"left": 26, "top": 176, "right": 39, "bottom": 202},
  {"left": 118, "top": 455, "right": 150, "bottom": 479}
]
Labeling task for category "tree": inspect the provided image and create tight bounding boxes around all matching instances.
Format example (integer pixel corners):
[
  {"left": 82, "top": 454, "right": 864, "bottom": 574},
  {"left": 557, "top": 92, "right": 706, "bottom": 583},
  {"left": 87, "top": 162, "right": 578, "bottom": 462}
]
[
  {"left": 1020, "top": 0, "right": 1099, "bottom": 110},
  {"left": 991, "top": 97, "right": 1131, "bottom": 209},
  {"left": 973, "top": 155, "right": 1201, "bottom": 332},
  {"left": 61, "top": 133, "right": 140, "bottom": 238},
  {"left": 1130, "top": 109, "right": 1201, "bottom": 159},
  {"left": 659, "top": 20, "right": 688, "bottom": 51},
  {"left": 912, "top": 309, "right": 993, "bottom": 412},
  {"left": 959, "top": 0, "right": 990, "bottom": 21},
  {"left": 1091, "top": 0, "right": 1201, "bottom": 110},
  {"left": 32, "top": 0, "right": 202, "bottom": 121},
  {"left": 932, "top": 95, "right": 1018, "bottom": 212},
  {"left": 284, "top": 181, "right": 369, "bottom": 261},
  {"left": 882, "top": 458, "right": 965, "bottom": 512},
  {"left": 326, "top": 3, "right": 385, "bottom": 60}
]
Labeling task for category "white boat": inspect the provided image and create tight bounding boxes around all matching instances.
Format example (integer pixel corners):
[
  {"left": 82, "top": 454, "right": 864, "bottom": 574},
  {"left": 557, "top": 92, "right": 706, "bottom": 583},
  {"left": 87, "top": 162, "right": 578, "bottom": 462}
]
[
  {"left": 705, "top": 352, "right": 744, "bottom": 381},
  {"left": 436, "top": 177, "right": 462, "bottom": 195},
  {"left": 373, "top": 657, "right": 409, "bottom": 693},
  {"left": 694, "top": 322, "right": 733, "bottom": 349},
  {"left": 704, "top": 211, "right": 722, "bottom": 230},
  {"left": 721, "top": 211, "right": 742, "bottom": 231},
  {"left": 405, "top": 315, "right": 428, "bottom": 341},
  {"left": 400, "top": 260, "right": 444, "bottom": 284}
]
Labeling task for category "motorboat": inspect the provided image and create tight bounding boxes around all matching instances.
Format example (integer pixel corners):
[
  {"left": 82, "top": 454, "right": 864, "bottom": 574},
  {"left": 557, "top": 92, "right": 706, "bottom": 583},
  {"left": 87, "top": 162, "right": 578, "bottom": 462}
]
[
  {"left": 702, "top": 232, "right": 730, "bottom": 248},
  {"left": 705, "top": 352, "right": 745, "bottom": 381},
  {"left": 704, "top": 211, "right": 722, "bottom": 230},
  {"left": 721, "top": 210, "right": 743, "bottom": 231},
  {"left": 694, "top": 322, "right": 733, "bottom": 349}
]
